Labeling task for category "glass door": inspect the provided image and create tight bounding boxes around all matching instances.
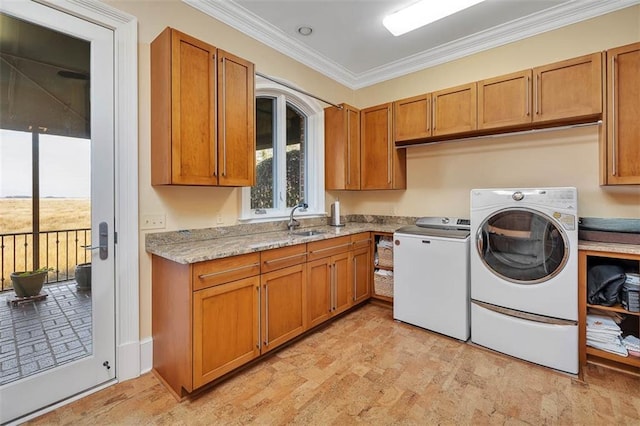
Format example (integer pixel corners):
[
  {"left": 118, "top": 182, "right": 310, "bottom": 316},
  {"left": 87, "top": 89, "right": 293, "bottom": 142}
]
[{"left": 0, "top": 2, "right": 115, "bottom": 423}]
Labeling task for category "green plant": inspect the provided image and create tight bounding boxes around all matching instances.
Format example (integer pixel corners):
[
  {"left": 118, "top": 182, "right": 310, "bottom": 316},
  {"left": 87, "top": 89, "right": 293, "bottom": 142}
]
[{"left": 15, "top": 267, "right": 53, "bottom": 276}]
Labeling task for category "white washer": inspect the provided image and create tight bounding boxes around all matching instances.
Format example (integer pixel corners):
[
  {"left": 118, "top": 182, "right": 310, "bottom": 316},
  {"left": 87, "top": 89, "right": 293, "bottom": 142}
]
[
  {"left": 394, "top": 217, "right": 470, "bottom": 341},
  {"left": 470, "top": 188, "right": 578, "bottom": 374}
]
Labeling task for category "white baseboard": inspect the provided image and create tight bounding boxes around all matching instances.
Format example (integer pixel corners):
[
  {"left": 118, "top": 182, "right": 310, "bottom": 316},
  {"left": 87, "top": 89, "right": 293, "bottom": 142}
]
[
  {"left": 140, "top": 337, "right": 153, "bottom": 374},
  {"left": 117, "top": 340, "right": 141, "bottom": 381}
]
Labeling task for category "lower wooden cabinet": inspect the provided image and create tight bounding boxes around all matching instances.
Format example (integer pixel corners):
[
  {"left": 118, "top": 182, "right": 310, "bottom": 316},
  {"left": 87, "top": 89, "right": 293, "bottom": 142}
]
[
  {"left": 152, "top": 233, "right": 372, "bottom": 398},
  {"left": 352, "top": 237, "right": 371, "bottom": 304},
  {"left": 261, "top": 263, "right": 306, "bottom": 353},
  {"left": 193, "top": 276, "right": 260, "bottom": 389},
  {"left": 307, "top": 252, "right": 350, "bottom": 329}
]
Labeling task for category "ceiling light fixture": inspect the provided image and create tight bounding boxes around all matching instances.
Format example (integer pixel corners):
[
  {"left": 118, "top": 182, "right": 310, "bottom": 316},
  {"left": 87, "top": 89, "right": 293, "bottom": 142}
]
[
  {"left": 297, "top": 26, "right": 313, "bottom": 36},
  {"left": 383, "top": 0, "right": 485, "bottom": 36}
]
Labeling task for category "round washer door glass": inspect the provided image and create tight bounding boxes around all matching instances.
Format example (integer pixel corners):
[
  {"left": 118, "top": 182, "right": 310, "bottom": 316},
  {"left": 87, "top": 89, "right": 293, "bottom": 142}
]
[{"left": 477, "top": 208, "right": 569, "bottom": 284}]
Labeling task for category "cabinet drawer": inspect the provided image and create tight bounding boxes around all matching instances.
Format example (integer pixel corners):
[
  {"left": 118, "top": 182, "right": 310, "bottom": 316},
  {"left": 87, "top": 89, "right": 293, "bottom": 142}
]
[
  {"left": 308, "top": 236, "right": 352, "bottom": 261},
  {"left": 351, "top": 232, "right": 371, "bottom": 249},
  {"left": 260, "top": 244, "right": 307, "bottom": 273},
  {"left": 192, "top": 252, "right": 260, "bottom": 291}
]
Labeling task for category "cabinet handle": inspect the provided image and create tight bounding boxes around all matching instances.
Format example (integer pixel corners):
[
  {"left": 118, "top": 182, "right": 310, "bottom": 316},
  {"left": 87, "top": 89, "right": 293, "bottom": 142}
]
[
  {"left": 611, "top": 56, "right": 617, "bottom": 177},
  {"left": 221, "top": 56, "right": 227, "bottom": 177},
  {"left": 347, "top": 111, "right": 351, "bottom": 185},
  {"left": 535, "top": 74, "right": 540, "bottom": 115},
  {"left": 198, "top": 262, "right": 260, "bottom": 279},
  {"left": 263, "top": 252, "right": 308, "bottom": 265},
  {"left": 309, "top": 242, "right": 352, "bottom": 255},
  {"left": 213, "top": 53, "right": 218, "bottom": 178},
  {"left": 351, "top": 238, "right": 371, "bottom": 248},
  {"left": 432, "top": 97, "right": 436, "bottom": 131},
  {"left": 329, "top": 264, "right": 334, "bottom": 312},
  {"left": 332, "top": 263, "right": 337, "bottom": 311},
  {"left": 426, "top": 98, "right": 430, "bottom": 133},
  {"left": 526, "top": 76, "right": 530, "bottom": 116},
  {"left": 387, "top": 106, "right": 392, "bottom": 185},
  {"left": 353, "top": 256, "right": 357, "bottom": 302},
  {"left": 256, "top": 285, "right": 261, "bottom": 350},
  {"left": 264, "top": 284, "right": 269, "bottom": 346}
]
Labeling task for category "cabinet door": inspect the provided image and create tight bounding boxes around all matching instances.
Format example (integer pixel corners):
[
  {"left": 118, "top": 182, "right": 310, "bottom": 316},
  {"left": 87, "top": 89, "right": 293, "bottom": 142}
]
[
  {"left": 478, "top": 70, "right": 532, "bottom": 130},
  {"left": 433, "top": 83, "right": 477, "bottom": 136},
  {"left": 394, "top": 94, "right": 431, "bottom": 141},
  {"left": 533, "top": 53, "right": 602, "bottom": 124},
  {"left": 261, "top": 263, "right": 306, "bottom": 353},
  {"left": 325, "top": 104, "right": 360, "bottom": 190},
  {"left": 332, "top": 252, "right": 351, "bottom": 316},
  {"left": 217, "top": 50, "right": 255, "bottom": 187},
  {"left": 361, "top": 103, "right": 407, "bottom": 190},
  {"left": 604, "top": 42, "right": 640, "bottom": 185},
  {"left": 352, "top": 244, "right": 371, "bottom": 305},
  {"left": 307, "top": 257, "right": 332, "bottom": 329},
  {"left": 151, "top": 28, "right": 217, "bottom": 185},
  {"left": 193, "top": 276, "right": 260, "bottom": 389}
]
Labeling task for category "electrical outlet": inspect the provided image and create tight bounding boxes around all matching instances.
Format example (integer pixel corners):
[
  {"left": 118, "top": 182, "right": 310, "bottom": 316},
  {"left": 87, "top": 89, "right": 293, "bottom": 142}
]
[
  {"left": 216, "top": 214, "right": 224, "bottom": 225},
  {"left": 141, "top": 213, "right": 166, "bottom": 230}
]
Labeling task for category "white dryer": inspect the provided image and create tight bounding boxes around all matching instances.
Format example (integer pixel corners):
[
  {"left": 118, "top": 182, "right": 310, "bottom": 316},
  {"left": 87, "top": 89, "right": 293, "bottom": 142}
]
[{"left": 470, "top": 187, "right": 579, "bottom": 374}]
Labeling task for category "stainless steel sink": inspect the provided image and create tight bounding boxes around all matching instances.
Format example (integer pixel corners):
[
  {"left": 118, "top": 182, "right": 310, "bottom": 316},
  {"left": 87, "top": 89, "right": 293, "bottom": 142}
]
[{"left": 292, "top": 230, "right": 325, "bottom": 237}]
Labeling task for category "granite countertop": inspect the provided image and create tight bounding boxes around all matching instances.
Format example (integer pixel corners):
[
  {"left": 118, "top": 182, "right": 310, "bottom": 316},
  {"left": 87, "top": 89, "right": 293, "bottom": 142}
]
[
  {"left": 146, "top": 215, "right": 413, "bottom": 264},
  {"left": 577, "top": 240, "right": 640, "bottom": 256}
]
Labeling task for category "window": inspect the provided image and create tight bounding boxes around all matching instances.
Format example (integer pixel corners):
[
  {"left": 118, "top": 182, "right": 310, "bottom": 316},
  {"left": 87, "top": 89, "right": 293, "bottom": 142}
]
[{"left": 241, "top": 77, "right": 324, "bottom": 221}]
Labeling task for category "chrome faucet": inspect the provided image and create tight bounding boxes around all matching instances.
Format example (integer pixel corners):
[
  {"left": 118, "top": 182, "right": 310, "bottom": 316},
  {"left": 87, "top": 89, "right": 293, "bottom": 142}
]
[{"left": 288, "top": 202, "right": 308, "bottom": 231}]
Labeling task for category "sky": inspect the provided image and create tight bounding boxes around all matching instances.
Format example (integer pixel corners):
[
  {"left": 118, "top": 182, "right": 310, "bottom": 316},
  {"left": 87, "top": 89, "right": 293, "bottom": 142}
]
[{"left": 0, "top": 129, "right": 91, "bottom": 198}]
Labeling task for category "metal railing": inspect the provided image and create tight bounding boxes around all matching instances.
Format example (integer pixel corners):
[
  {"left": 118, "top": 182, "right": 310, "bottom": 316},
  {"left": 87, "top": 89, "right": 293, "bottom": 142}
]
[{"left": 1, "top": 228, "right": 91, "bottom": 292}]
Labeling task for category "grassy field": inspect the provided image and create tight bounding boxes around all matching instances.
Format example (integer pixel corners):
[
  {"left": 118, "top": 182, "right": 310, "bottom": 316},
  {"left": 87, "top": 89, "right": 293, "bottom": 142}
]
[{"left": 0, "top": 198, "right": 91, "bottom": 291}]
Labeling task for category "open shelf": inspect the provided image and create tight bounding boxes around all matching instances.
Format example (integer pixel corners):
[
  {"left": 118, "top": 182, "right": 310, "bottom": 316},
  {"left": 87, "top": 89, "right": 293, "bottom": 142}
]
[
  {"left": 372, "top": 232, "right": 394, "bottom": 303},
  {"left": 579, "top": 247, "right": 640, "bottom": 379}
]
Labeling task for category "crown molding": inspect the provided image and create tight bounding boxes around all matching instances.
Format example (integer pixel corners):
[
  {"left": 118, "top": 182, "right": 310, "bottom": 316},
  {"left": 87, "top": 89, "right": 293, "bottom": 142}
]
[{"left": 184, "top": 0, "right": 640, "bottom": 90}]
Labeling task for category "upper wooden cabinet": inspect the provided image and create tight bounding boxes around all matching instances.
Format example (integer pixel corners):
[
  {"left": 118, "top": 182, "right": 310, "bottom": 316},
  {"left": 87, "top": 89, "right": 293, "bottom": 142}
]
[
  {"left": 361, "top": 103, "right": 407, "bottom": 190},
  {"left": 151, "top": 27, "right": 255, "bottom": 186},
  {"left": 394, "top": 94, "right": 432, "bottom": 141},
  {"left": 432, "top": 83, "right": 477, "bottom": 136},
  {"left": 325, "top": 104, "right": 361, "bottom": 190},
  {"left": 478, "top": 70, "right": 532, "bottom": 130},
  {"left": 602, "top": 42, "right": 640, "bottom": 185},
  {"left": 532, "top": 53, "right": 602, "bottom": 124}
]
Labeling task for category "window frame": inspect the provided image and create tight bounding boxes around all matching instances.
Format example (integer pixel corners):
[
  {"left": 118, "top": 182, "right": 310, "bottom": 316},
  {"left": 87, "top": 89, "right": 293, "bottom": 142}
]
[{"left": 240, "top": 77, "right": 325, "bottom": 222}]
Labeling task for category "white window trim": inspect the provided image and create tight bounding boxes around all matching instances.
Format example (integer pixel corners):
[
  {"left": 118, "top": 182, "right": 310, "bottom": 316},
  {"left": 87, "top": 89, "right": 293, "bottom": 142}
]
[{"left": 240, "top": 76, "right": 325, "bottom": 222}]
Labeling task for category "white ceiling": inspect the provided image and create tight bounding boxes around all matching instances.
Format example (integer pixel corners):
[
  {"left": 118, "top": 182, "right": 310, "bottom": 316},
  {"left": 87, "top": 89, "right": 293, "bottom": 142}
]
[{"left": 185, "top": 0, "right": 639, "bottom": 89}]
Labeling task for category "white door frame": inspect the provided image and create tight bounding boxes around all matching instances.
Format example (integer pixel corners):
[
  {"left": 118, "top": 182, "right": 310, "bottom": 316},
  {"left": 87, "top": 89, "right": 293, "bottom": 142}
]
[{"left": 37, "top": 0, "right": 140, "bottom": 390}]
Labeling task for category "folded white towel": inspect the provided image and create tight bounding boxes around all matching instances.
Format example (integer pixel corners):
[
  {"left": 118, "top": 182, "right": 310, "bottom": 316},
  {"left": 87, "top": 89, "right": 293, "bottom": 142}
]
[
  {"left": 622, "top": 335, "right": 640, "bottom": 351},
  {"left": 587, "top": 337, "right": 628, "bottom": 357}
]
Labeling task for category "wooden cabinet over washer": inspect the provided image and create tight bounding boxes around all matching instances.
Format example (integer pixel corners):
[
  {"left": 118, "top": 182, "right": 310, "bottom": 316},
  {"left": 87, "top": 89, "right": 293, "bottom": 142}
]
[
  {"left": 602, "top": 42, "right": 640, "bottom": 185},
  {"left": 432, "top": 83, "right": 477, "bottom": 136},
  {"left": 532, "top": 52, "right": 602, "bottom": 125},
  {"left": 151, "top": 27, "right": 255, "bottom": 186},
  {"left": 394, "top": 94, "right": 432, "bottom": 142},
  {"left": 478, "top": 70, "right": 533, "bottom": 130}
]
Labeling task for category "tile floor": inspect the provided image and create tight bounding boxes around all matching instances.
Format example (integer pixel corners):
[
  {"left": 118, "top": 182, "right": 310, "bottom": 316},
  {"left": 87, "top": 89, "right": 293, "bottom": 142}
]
[{"left": 0, "top": 281, "right": 92, "bottom": 385}]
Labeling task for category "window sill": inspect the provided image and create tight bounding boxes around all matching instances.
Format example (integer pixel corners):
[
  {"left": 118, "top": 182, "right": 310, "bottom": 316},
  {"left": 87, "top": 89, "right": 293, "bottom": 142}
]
[{"left": 238, "top": 211, "right": 327, "bottom": 224}]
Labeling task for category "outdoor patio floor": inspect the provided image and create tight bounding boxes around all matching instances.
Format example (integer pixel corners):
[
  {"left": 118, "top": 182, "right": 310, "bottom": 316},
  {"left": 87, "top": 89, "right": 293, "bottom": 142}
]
[{"left": 0, "top": 281, "right": 92, "bottom": 385}]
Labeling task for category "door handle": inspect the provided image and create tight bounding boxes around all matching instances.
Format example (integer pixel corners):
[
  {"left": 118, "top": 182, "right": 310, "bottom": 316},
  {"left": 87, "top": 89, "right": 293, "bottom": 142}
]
[{"left": 82, "top": 221, "right": 108, "bottom": 260}]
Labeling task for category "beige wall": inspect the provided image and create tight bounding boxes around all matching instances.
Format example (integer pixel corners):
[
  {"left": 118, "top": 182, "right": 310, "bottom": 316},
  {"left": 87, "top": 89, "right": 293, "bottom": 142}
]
[
  {"left": 107, "top": 0, "right": 353, "bottom": 338},
  {"left": 107, "top": 1, "right": 640, "bottom": 341}
]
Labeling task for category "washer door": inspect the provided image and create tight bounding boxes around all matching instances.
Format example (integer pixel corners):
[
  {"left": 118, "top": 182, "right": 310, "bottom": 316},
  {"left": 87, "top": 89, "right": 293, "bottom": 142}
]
[{"left": 476, "top": 208, "right": 569, "bottom": 284}]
